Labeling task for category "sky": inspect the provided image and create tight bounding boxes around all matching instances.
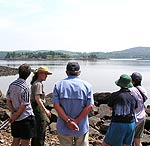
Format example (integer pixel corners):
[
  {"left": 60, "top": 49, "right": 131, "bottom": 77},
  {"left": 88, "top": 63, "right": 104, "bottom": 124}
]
[{"left": 0, "top": 0, "right": 150, "bottom": 53}]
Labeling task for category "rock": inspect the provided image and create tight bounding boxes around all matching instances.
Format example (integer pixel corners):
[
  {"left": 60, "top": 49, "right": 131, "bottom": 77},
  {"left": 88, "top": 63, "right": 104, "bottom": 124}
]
[
  {"left": 145, "top": 107, "right": 150, "bottom": 116},
  {"left": 99, "top": 120, "right": 111, "bottom": 134},
  {"left": 0, "top": 108, "right": 9, "bottom": 121},
  {"left": 89, "top": 126, "right": 101, "bottom": 136},
  {"left": 89, "top": 106, "right": 99, "bottom": 117},
  {"left": 0, "top": 92, "right": 7, "bottom": 109},
  {"left": 144, "top": 116, "right": 150, "bottom": 131},
  {"left": 89, "top": 116, "right": 100, "bottom": 130},
  {"left": 0, "top": 66, "right": 18, "bottom": 76},
  {"left": 141, "top": 134, "right": 150, "bottom": 145},
  {"left": 94, "top": 92, "right": 111, "bottom": 106},
  {"left": 49, "top": 122, "right": 57, "bottom": 134},
  {"left": 45, "top": 93, "right": 53, "bottom": 106},
  {"left": 1, "top": 91, "right": 150, "bottom": 146},
  {"left": 98, "top": 104, "right": 112, "bottom": 118}
]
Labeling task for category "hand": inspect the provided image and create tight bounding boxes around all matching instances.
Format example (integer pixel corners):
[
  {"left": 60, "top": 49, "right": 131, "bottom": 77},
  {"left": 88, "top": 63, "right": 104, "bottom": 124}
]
[
  {"left": 66, "top": 120, "right": 79, "bottom": 131},
  {"left": 45, "top": 109, "right": 51, "bottom": 118},
  {"left": 9, "top": 112, "right": 18, "bottom": 123}
]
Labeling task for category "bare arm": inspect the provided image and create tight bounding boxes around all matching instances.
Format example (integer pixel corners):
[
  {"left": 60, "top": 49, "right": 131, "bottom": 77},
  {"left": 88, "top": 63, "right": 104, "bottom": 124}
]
[
  {"left": 6, "top": 99, "right": 14, "bottom": 114},
  {"left": 35, "top": 95, "right": 51, "bottom": 117},
  {"left": 54, "top": 103, "right": 69, "bottom": 122},
  {"left": 9, "top": 104, "right": 26, "bottom": 123},
  {"left": 54, "top": 103, "right": 79, "bottom": 131},
  {"left": 74, "top": 104, "right": 94, "bottom": 124}
]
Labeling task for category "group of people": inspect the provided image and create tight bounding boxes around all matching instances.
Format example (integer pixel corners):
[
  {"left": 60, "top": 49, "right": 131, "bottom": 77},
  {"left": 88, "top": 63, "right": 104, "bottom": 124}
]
[
  {"left": 5, "top": 62, "right": 148, "bottom": 146},
  {"left": 102, "top": 73, "right": 148, "bottom": 146},
  {"left": 6, "top": 64, "right": 51, "bottom": 146}
]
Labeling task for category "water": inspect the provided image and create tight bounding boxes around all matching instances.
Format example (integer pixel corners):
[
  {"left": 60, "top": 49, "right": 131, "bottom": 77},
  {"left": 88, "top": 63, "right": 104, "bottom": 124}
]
[{"left": 0, "top": 59, "right": 150, "bottom": 105}]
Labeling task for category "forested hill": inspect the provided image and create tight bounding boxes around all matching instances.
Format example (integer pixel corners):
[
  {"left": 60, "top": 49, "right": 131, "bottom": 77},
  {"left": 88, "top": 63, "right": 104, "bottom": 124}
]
[
  {"left": 0, "top": 47, "right": 150, "bottom": 60},
  {"left": 107, "top": 47, "right": 150, "bottom": 59}
]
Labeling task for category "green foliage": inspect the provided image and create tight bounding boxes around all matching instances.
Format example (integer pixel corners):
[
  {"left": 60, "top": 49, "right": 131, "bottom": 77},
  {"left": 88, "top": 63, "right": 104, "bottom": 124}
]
[
  {"left": 5, "top": 51, "right": 70, "bottom": 60},
  {"left": 2, "top": 47, "right": 150, "bottom": 60}
]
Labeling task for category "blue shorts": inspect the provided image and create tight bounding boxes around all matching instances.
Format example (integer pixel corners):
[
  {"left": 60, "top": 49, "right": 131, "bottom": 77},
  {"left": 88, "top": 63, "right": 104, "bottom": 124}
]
[{"left": 104, "top": 122, "right": 135, "bottom": 146}]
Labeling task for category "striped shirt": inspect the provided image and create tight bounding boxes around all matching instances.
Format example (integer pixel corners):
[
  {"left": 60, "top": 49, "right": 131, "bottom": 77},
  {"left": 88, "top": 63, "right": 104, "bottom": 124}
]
[{"left": 6, "top": 78, "right": 34, "bottom": 121}]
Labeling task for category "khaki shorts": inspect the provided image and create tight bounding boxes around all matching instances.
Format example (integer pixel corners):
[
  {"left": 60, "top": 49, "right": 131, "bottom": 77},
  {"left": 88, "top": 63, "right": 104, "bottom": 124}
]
[
  {"left": 135, "top": 120, "right": 145, "bottom": 138},
  {"left": 58, "top": 132, "right": 89, "bottom": 146}
]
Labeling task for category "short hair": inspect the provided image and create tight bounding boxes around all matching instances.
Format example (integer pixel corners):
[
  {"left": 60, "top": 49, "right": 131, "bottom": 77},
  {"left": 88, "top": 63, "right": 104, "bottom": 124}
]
[
  {"left": 18, "top": 64, "right": 31, "bottom": 80},
  {"left": 66, "top": 62, "right": 81, "bottom": 76}
]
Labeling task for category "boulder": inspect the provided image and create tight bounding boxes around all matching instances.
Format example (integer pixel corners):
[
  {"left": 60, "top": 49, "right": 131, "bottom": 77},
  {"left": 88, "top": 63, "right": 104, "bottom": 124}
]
[{"left": 94, "top": 92, "right": 111, "bottom": 106}]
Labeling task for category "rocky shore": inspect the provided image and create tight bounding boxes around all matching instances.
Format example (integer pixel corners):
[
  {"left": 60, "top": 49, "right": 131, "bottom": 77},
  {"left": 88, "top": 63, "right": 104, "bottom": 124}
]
[
  {"left": 0, "top": 66, "right": 18, "bottom": 76},
  {"left": 1, "top": 92, "right": 150, "bottom": 146},
  {"left": 0, "top": 66, "right": 150, "bottom": 145}
]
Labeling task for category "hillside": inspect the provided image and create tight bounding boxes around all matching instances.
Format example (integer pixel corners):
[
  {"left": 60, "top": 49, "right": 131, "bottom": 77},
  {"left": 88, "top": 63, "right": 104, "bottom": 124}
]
[
  {"left": 107, "top": 47, "right": 150, "bottom": 59},
  {"left": 0, "top": 47, "right": 150, "bottom": 59}
]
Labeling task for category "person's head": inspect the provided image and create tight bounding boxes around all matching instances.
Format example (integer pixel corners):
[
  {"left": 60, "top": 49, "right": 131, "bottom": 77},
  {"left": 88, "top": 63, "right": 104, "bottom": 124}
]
[
  {"left": 115, "top": 74, "right": 133, "bottom": 89},
  {"left": 66, "top": 62, "right": 81, "bottom": 76},
  {"left": 131, "top": 72, "right": 142, "bottom": 86},
  {"left": 18, "top": 63, "right": 31, "bottom": 80},
  {"left": 31, "top": 66, "right": 52, "bottom": 85}
]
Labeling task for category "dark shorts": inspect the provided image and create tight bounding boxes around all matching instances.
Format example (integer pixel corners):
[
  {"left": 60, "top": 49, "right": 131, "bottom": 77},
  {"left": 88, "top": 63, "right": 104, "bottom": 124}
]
[
  {"left": 11, "top": 115, "right": 36, "bottom": 139},
  {"left": 135, "top": 120, "right": 145, "bottom": 138}
]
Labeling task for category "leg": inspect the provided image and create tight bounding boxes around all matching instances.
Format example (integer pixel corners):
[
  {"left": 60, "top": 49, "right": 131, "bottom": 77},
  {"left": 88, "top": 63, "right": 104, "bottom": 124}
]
[
  {"left": 134, "top": 138, "right": 142, "bottom": 146},
  {"left": 134, "top": 120, "right": 145, "bottom": 146},
  {"left": 123, "top": 144, "right": 130, "bottom": 146},
  {"left": 74, "top": 132, "right": 89, "bottom": 146},
  {"left": 31, "top": 123, "right": 46, "bottom": 146},
  {"left": 11, "top": 138, "right": 21, "bottom": 146},
  {"left": 58, "top": 134, "right": 73, "bottom": 146},
  {"left": 31, "top": 106, "right": 46, "bottom": 146},
  {"left": 21, "top": 139, "right": 31, "bottom": 146},
  {"left": 101, "top": 141, "right": 110, "bottom": 146}
]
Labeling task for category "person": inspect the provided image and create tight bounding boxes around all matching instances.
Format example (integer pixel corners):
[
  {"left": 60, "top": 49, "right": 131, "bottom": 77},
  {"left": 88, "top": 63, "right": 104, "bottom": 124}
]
[
  {"left": 30, "top": 66, "right": 52, "bottom": 146},
  {"left": 102, "top": 74, "right": 138, "bottom": 146},
  {"left": 52, "top": 62, "right": 94, "bottom": 146},
  {"left": 130, "top": 72, "right": 148, "bottom": 146},
  {"left": 6, "top": 63, "right": 36, "bottom": 146}
]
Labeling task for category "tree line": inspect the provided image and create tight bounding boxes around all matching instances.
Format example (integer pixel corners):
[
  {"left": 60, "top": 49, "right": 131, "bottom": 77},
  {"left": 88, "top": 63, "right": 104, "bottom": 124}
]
[
  {"left": 3, "top": 47, "right": 150, "bottom": 60},
  {"left": 5, "top": 51, "right": 70, "bottom": 60},
  {"left": 4, "top": 51, "right": 102, "bottom": 60}
]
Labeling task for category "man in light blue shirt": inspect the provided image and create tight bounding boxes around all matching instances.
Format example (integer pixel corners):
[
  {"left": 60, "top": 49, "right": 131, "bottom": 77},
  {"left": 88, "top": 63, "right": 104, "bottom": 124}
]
[{"left": 53, "top": 62, "right": 94, "bottom": 146}]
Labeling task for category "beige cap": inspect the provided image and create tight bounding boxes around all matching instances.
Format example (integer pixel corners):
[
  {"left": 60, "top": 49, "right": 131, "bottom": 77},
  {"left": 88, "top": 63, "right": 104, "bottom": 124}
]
[{"left": 36, "top": 66, "right": 52, "bottom": 75}]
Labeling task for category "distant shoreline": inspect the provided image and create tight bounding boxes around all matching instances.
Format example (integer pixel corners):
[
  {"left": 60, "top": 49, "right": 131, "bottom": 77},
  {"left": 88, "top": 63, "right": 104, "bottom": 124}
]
[
  {"left": 0, "top": 66, "right": 18, "bottom": 76},
  {"left": 0, "top": 58, "right": 109, "bottom": 61},
  {"left": 1, "top": 58, "right": 149, "bottom": 61},
  {"left": 0, "top": 57, "right": 149, "bottom": 77}
]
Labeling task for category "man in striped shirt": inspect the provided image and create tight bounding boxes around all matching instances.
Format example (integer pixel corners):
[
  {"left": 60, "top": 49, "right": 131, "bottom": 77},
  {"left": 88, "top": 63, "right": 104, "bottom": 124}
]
[{"left": 6, "top": 64, "right": 36, "bottom": 146}]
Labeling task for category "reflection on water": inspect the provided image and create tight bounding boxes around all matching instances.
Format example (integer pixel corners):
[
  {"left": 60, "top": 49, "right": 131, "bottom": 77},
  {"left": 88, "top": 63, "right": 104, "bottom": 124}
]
[{"left": 0, "top": 59, "right": 150, "bottom": 105}]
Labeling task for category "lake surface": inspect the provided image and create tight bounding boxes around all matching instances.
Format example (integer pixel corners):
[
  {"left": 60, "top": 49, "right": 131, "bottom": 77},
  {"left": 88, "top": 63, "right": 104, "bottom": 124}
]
[{"left": 0, "top": 59, "right": 150, "bottom": 105}]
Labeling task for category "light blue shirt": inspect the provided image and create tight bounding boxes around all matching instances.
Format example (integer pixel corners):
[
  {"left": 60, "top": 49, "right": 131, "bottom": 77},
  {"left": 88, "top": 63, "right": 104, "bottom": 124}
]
[{"left": 53, "top": 76, "right": 94, "bottom": 136}]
